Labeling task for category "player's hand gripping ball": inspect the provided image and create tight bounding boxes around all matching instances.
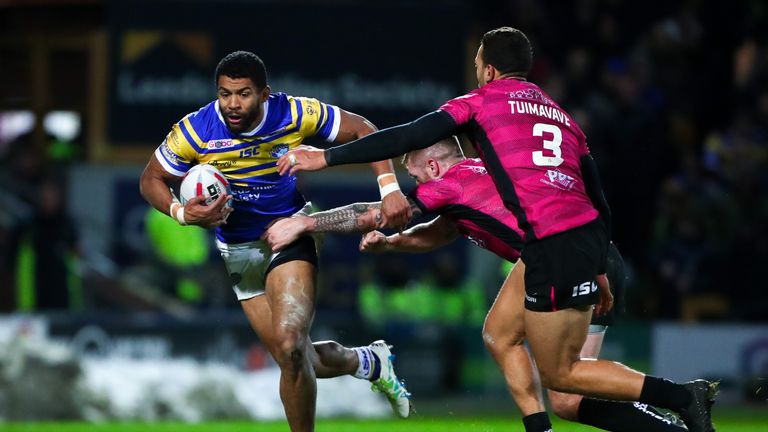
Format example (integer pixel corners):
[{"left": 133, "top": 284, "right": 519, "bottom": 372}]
[{"left": 179, "top": 164, "right": 232, "bottom": 206}]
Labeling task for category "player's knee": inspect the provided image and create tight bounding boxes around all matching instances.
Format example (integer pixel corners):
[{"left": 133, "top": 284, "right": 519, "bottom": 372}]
[
  {"left": 481, "top": 327, "right": 502, "bottom": 357},
  {"left": 280, "top": 342, "right": 307, "bottom": 371},
  {"left": 538, "top": 368, "right": 569, "bottom": 391},
  {"left": 273, "top": 328, "right": 309, "bottom": 370},
  {"left": 548, "top": 390, "right": 581, "bottom": 421},
  {"left": 482, "top": 322, "right": 524, "bottom": 358}
]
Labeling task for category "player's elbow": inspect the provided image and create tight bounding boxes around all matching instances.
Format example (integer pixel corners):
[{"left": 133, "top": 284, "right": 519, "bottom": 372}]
[
  {"left": 138, "top": 170, "right": 151, "bottom": 200},
  {"left": 354, "top": 116, "right": 378, "bottom": 139},
  {"left": 138, "top": 166, "right": 164, "bottom": 203}
]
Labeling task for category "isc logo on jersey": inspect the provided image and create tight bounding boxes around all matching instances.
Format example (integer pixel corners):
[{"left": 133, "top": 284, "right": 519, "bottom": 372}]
[{"left": 572, "top": 280, "right": 597, "bottom": 297}]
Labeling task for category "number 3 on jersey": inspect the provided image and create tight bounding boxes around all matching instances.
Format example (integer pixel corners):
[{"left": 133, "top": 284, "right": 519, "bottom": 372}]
[{"left": 532, "top": 123, "right": 563, "bottom": 167}]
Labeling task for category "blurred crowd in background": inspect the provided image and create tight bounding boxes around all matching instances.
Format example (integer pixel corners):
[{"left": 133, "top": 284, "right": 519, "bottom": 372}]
[{"left": 0, "top": 0, "right": 766, "bottom": 326}]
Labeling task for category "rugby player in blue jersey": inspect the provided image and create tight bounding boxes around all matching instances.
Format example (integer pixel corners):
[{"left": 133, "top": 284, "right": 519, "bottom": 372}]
[{"left": 140, "top": 51, "right": 412, "bottom": 431}]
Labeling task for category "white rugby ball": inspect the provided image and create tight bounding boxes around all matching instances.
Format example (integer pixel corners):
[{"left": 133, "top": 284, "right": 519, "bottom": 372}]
[{"left": 179, "top": 164, "right": 231, "bottom": 205}]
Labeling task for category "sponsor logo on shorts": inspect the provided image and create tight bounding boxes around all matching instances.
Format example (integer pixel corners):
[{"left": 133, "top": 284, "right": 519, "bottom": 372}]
[
  {"left": 572, "top": 280, "right": 597, "bottom": 297},
  {"left": 525, "top": 294, "right": 537, "bottom": 303}
]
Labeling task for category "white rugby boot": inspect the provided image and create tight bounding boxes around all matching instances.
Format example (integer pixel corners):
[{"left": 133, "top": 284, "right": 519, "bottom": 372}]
[{"left": 368, "top": 340, "right": 412, "bottom": 418}]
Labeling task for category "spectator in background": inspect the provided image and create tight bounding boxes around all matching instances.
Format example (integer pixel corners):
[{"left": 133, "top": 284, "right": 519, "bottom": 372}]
[
  {"left": 427, "top": 253, "right": 486, "bottom": 327},
  {"left": 143, "top": 206, "right": 212, "bottom": 307},
  {"left": 358, "top": 255, "right": 415, "bottom": 327},
  {"left": 649, "top": 164, "right": 730, "bottom": 320},
  {"left": 16, "top": 176, "right": 81, "bottom": 311},
  {"left": 357, "top": 253, "right": 484, "bottom": 328}
]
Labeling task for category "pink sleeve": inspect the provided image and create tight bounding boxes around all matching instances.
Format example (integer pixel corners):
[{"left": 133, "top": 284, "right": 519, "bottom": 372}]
[{"left": 438, "top": 91, "right": 481, "bottom": 126}]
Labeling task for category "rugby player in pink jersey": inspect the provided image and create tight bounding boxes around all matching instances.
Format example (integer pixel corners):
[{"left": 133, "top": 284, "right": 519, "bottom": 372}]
[
  {"left": 264, "top": 137, "right": 687, "bottom": 432},
  {"left": 276, "top": 28, "right": 717, "bottom": 432}
]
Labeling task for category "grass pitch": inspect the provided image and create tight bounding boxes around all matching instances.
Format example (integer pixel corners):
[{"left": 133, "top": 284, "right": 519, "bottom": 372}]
[{"left": 3, "top": 408, "right": 767, "bottom": 432}]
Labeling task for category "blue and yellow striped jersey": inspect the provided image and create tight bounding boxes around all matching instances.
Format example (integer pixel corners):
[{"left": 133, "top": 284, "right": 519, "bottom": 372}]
[{"left": 154, "top": 92, "right": 341, "bottom": 243}]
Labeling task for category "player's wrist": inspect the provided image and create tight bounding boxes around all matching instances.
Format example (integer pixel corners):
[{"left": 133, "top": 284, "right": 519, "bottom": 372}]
[
  {"left": 169, "top": 202, "right": 187, "bottom": 225},
  {"left": 377, "top": 173, "right": 401, "bottom": 199},
  {"left": 300, "top": 215, "right": 316, "bottom": 233},
  {"left": 376, "top": 173, "right": 396, "bottom": 182},
  {"left": 384, "top": 235, "right": 397, "bottom": 250}
]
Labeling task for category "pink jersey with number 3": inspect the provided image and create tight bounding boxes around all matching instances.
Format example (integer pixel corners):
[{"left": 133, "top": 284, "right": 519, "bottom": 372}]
[{"left": 439, "top": 79, "right": 598, "bottom": 241}]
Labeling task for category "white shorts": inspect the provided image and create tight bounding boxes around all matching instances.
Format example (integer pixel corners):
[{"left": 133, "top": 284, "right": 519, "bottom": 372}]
[
  {"left": 217, "top": 239, "right": 276, "bottom": 300},
  {"left": 217, "top": 203, "right": 317, "bottom": 301}
]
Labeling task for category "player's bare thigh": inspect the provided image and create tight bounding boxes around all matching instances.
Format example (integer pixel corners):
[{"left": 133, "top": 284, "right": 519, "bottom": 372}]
[
  {"left": 242, "top": 264, "right": 331, "bottom": 372},
  {"left": 264, "top": 260, "right": 317, "bottom": 338},
  {"left": 524, "top": 306, "right": 592, "bottom": 388},
  {"left": 483, "top": 260, "right": 526, "bottom": 348},
  {"left": 241, "top": 294, "right": 278, "bottom": 354}
]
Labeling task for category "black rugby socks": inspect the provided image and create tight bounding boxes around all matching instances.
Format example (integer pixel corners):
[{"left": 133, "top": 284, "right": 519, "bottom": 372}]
[
  {"left": 522, "top": 411, "right": 553, "bottom": 432},
  {"left": 639, "top": 376, "right": 692, "bottom": 411},
  {"left": 577, "top": 397, "right": 687, "bottom": 431}
]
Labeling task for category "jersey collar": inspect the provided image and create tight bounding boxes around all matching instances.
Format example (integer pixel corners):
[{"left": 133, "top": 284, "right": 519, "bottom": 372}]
[{"left": 215, "top": 99, "right": 270, "bottom": 137}]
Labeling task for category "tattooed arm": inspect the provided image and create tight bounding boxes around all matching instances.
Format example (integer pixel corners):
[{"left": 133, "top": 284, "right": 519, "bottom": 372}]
[
  {"left": 261, "top": 199, "right": 422, "bottom": 252},
  {"left": 312, "top": 202, "right": 383, "bottom": 233}
]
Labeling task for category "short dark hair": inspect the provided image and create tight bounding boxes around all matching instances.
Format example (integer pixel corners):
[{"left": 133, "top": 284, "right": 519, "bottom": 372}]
[
  {"left": 214, "top": 51, "right": 267, "bottom": 89},
  {"left": 480, "top": 27, "right": 533, "bottom": 76}
]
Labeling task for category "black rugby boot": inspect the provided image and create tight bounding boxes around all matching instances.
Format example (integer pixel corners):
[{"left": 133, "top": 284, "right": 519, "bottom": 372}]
[{"left": 678, "top": 379, "right": 719, "bottom": 432}]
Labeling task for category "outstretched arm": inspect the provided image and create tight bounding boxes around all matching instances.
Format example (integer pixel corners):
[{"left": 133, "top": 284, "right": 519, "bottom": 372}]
[
  {"left": 332, "top": 109, "right": 411, "bottom": 229},
  {"left": 261, "top": 199, "right": 422, "bottom": 252},
  {"left": 359, "top": 216, "right": 460, "bottom": 253},
  {"left": 276, "top": 110, "right": 458, "bottom": 175}
]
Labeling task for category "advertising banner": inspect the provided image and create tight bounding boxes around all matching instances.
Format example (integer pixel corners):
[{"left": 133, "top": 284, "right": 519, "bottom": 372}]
[
  {"left": 652, "top": 324, "right": 768, "bottom": 402},
  {"left": 107, "top": 0, "right": 468, "bottom": 145}
]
